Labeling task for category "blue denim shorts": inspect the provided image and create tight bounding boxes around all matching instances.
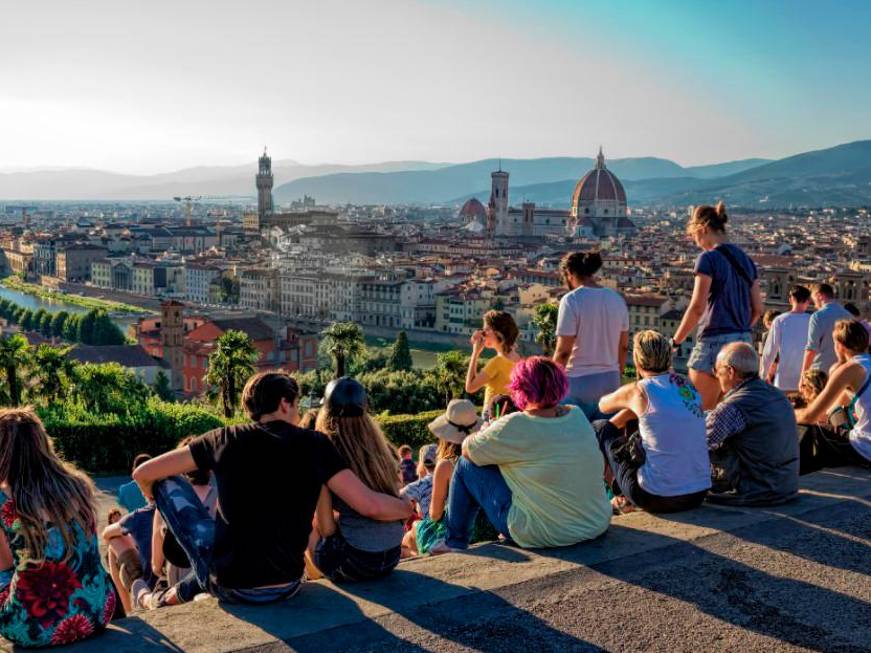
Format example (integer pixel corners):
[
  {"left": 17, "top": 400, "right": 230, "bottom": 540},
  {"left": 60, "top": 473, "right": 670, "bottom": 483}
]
[
  {"left": 314, "top": 531, "right": 400, "bottom": 582},
  {"left": 688, "top": 332, "right": 752, "bottom": 374}
]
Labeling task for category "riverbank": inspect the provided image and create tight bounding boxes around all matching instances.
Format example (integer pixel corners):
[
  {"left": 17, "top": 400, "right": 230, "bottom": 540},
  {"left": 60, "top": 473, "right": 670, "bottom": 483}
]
[{"left": 1, "top": 277, "right": 151, "bottom": 314}]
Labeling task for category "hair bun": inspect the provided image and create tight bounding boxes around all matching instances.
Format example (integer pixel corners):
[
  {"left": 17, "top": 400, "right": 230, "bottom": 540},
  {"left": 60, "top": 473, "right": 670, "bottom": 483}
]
[{"left": 715, "top": 201, "right": 728, "bottom": 223}]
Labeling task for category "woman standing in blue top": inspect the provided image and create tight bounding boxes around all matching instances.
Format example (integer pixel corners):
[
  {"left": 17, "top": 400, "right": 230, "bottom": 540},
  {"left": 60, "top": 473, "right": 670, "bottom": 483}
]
[{"left": 672, "top": 202, "right": 763, "bottom": 410}]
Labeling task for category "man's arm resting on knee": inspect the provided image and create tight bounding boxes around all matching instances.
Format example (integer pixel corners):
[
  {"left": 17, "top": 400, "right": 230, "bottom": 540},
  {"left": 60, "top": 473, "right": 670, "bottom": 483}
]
[
  {"left": 132, "top": 448, "right": 197, "bottom": 502},
  {"left": 327, "top": 470, "right": 413, "bottom": 521}
]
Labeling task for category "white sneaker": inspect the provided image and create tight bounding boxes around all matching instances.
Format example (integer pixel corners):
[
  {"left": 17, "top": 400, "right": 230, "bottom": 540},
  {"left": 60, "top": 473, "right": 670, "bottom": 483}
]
[{"left": 429, "top": 540, "right": 463, "bottom": 556}]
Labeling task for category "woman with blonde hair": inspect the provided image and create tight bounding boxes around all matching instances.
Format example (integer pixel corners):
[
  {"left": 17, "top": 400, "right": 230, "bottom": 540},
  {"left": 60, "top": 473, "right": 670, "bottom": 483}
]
[
  {"left": 465, "top": 310, "right": 522, "bottom": 418},
  {"left": 671, "top": 202, "right": 763, "bottom": 409},
  {"left": 308, "top": 377, "right": 405, "bottom": 581},
  {"left": 595, "top": 330, "right": 711, "bottom": 514},
  {"left": 0, "top": 409, "right": 115, "bottom": 647}
]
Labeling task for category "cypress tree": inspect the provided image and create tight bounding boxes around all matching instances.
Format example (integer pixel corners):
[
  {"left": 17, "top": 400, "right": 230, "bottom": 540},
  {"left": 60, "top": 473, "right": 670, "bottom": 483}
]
[{"left": 387, "top": 330, "right": 414, "bottom": 371}]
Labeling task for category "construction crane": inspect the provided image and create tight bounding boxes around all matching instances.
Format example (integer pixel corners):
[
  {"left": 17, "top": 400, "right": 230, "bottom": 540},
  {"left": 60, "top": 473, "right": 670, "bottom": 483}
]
[{"left": 172, "top": 195, "right": 202, "bottom": 227}]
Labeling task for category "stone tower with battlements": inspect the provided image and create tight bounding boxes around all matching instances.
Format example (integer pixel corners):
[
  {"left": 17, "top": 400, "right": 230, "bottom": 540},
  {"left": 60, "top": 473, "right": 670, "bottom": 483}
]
[{"left": 257, "top": 147, "right": 274, "bottom": 219}]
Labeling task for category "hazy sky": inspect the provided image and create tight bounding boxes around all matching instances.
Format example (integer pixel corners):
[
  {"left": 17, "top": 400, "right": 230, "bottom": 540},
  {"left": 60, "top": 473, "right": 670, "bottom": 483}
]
[{"left": 2, "top": 0, "right": 870, "bottom": 174}]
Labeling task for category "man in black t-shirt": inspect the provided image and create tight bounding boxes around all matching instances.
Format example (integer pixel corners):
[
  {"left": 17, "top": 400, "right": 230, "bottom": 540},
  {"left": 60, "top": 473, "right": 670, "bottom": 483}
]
[{"left": 133, "top": 371, "right": 413, "bottom": 605}]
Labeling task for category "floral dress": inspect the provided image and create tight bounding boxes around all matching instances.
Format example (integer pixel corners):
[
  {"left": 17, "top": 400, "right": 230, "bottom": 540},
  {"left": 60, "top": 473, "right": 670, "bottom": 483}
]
[{"left": 0, "top": 490, "right": 115, "bottom": 648}]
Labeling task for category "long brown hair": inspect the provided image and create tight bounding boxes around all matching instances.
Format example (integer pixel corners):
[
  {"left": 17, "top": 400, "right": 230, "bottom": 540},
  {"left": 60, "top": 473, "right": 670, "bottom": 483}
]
[
  {"left": 315, "top": 410, "right": 400, "bottom": 497},
  {"left": 483, "top": 310, "right": 519, "bottom": 355},
  {"left": 0, "top": 409, "right": 97, "bottom": 562}
]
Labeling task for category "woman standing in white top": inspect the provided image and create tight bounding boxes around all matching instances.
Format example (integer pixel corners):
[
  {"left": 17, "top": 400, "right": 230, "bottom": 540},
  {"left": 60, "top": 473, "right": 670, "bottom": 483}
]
[
  {"left": 796, "top": 319, "right": 871, "bottom": 466},
  {"left": 761, "top": 285, "right": 812, "bottom": 391},
  {"left": 553, "top": 251, "right": 629, "bottom": 419},
  {"left": 593, "top": 330, "right": 711, "bottom": 513}
]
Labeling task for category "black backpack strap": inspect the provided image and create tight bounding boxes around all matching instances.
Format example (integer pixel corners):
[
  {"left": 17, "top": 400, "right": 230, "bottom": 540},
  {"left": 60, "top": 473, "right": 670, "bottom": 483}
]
[{"left": 717, "top": 245, "right": 754, "bottom": 288}]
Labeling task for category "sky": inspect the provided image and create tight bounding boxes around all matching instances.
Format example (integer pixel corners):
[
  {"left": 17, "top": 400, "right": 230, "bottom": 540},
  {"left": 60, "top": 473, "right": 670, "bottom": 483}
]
[{"left": 2, "top": 0, "right": 870, "bottom": 174}]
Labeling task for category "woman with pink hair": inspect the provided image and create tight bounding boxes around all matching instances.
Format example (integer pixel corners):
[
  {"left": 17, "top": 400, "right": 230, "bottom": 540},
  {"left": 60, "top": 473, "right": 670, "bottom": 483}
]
[{"left": 431, "top": 357, "right": 611, "bottom": 553}]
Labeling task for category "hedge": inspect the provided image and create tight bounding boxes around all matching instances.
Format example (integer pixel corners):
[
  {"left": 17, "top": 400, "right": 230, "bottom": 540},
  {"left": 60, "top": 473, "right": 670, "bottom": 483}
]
[
  {"left": 43, "top": 404, "right": 460, "bottom": 474},
  {"left": 377, "top": 409, "right": 442, "bottom": 451},
  {"left": 40, "top": 401, "right": 224, "bottom": 474}
]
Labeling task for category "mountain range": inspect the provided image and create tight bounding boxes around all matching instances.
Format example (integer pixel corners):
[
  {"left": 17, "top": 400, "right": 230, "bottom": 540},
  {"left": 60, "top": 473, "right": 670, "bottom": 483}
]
[{"left": 1, "top": 140, "right": 870, "bottom": 208}]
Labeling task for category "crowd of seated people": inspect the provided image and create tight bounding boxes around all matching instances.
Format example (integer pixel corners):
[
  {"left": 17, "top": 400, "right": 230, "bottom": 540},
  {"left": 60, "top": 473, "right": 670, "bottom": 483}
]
[{"left": 4, "top": 201, "right": 871, "bottom": 649}]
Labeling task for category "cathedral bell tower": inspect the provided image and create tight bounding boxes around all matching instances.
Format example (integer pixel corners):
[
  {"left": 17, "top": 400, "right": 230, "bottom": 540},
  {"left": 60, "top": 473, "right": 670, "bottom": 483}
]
[
  {"left": 490, "top": 163, "right": 509, "bottom": 237},
  {"left": 256, "top": 147, "right": 274, "bottom": 218}
]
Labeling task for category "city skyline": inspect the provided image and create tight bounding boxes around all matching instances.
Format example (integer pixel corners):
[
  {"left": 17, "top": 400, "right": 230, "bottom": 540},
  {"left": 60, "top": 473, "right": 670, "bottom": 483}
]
[{"left": 3, "top": 0, "right": 871, "bottom": 174}]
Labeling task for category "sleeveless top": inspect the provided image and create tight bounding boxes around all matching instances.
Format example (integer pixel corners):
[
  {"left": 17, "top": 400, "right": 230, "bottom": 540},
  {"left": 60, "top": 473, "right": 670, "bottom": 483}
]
[
  {"left": 848, "top": 353, "right": 871, "bottom": 462},
  {"left": 636, "top": 373, "right": 712, "bottom": 497},
  {"left": 0, "top": 490, "right": 114, "bottom": 648}
]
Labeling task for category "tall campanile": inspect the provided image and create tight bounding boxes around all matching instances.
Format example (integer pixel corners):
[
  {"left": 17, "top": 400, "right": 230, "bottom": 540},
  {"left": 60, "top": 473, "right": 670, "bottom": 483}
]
[
  {"left": 489, "top": 164, "right": 509, "bottom": 236},
  {"left": 256, "top": 147, "right": 274, "bottom": 218}
]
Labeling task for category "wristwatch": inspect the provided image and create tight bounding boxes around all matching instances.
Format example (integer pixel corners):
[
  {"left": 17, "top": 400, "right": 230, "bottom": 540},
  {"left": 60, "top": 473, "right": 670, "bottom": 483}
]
[{"left": 670, "top": 337, "right": 681, "bottom": 349}]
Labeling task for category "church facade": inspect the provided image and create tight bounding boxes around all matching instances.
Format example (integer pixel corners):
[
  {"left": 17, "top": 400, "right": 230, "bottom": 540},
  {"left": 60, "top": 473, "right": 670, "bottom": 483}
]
[{"left": 461, "top": 148, "right": 636, "bottom": 240}]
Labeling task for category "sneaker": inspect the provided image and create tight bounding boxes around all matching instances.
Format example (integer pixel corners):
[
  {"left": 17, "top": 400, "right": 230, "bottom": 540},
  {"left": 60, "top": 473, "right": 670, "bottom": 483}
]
[
  {"left": 611, "top": 496, "right": 637, "bottom": 515},
  {"left": 429, "top": 540, "right": 463, "bottom": 556}
]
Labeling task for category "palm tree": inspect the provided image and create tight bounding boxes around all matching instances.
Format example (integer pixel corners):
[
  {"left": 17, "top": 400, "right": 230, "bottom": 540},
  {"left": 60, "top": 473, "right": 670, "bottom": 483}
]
[
  {"left": 204, "top": 330, "right": 259, "bottom": 418},
  {"left": 533, "top": 303, "right": 559, "bottom": 356},
  {"left": 0, "top": 334, "right": 31, "bottom": 406},
  {"left": 320, "top": 322, "right": 365, "bottom": 378},
  {"left": 28, "top": 344, "right": 75, "bottom": 405}
]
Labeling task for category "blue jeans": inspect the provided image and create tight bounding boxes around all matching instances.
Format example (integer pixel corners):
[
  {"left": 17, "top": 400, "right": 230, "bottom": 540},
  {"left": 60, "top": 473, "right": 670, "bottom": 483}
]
[
  {"left": 563, "top": 371, "right": 621, "bottom": 420},
  {"left": 314, "top": 531, "right": 400, "bottom": 582},
  {"left": 444, "top": 457, "right": 512, "bottom": 549},
  {"left": 154, "top": 476, "right": 300, "bottom": 604}
]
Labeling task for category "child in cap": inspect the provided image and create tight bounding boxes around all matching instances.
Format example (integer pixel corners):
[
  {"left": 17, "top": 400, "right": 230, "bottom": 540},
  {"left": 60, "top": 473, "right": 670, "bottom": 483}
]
[
  {"left": 398, "top": 444, "right": 417, "bottom": 484},
  {"left": 399, "top": 444, "right": 437, "bottom": 557},
  {"left": 403, "top": 399, "right": 483, "bottom": 556}
]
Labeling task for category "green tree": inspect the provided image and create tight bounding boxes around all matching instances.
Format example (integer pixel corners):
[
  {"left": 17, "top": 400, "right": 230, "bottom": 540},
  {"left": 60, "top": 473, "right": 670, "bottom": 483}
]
[
  {"left": 51, "top": 311, "right": 70, "bottom": 338},
  {"left": 387, "top": 330, "right": 414, "bottom": 372},
  {"left": 320, "top": 322, "right": 366, "bottom": 378},
  {"left": 92, "top": 311, "right": 125, "bottom": 345},
  {"left": 38, "top": 311, "right": 54, "bottom": 336},
  {"left": 0, "top": 299, "right": 10, "bottom": 319},
  {"left": 63, "top": 314, "right": 80, "bottom": 342},
  {"left": 27, "top": 344, "right": 75, "bottom": 405},
  {"left": 70, "top": 362, "right": 151, "bottom": 415},
  {"left": 12, "top": 307, "right": 26, "bottom": 326},
  {"left": 153, "top": 369, "right": 175, "bottom": 401},
  {"left": 77, "top": 309, "right": 97, "bottom": 344},
  {"left": 19, "top": 309, "right": 34, "bottom": 331},
  {"left": 533, "top": 303, "right": 559, "bottom": 356},
  {"left": 220, "top": 276, "right": 240, "bottom": 304},
  {"left": 32, "top": 309, "right": 48, "bottom": 334},
  {"left": 0, "top": 334, "right": 31, "bottom": 406},
  {"left": 432, "top": 350, "right": 469, "bottom": 406},
  {"left": 204, "top": 330, "right": 259, "bottom": 418}
]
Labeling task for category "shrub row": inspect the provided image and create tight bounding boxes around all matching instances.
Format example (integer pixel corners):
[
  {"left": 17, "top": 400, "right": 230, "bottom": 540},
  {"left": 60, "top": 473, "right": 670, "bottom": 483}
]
[
  {"left": 40, "top": 401, "right": 224, "bottom": 474},
  {"left": 42, "top": 402, "right": 449, "bottom": 474}
]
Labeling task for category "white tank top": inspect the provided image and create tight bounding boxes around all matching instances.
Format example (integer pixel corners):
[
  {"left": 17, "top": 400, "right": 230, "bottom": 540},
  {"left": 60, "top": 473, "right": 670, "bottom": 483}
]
[
  {"left": 637, "top": 373, "right": 712, "bottom": 496},
  {"left": 848, "top": 354, "right": 871, "bottom": 462}
]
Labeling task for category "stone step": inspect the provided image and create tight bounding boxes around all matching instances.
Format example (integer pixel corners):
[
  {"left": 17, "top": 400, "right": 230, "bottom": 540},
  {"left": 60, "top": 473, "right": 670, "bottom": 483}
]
[{"left": 22, "top": 467, "right": 871, "bottom": 652}]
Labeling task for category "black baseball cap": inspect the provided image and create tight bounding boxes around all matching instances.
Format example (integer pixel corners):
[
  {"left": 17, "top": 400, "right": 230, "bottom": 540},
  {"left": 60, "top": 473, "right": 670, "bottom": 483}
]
[{"left": 323, "top": 377, "right": 368, "bottom": 417}]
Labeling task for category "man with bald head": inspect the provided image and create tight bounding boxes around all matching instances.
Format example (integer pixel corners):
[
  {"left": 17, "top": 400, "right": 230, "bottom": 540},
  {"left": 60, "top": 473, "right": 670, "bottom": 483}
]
[{"left": 705, "top": 342, "right": 799, "bottom": 506}]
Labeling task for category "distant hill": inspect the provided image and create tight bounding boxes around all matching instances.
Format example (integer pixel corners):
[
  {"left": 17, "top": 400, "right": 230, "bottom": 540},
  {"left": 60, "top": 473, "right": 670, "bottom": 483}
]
[
  {"left": 0, "top": 160, "right": 448, "bottom": 201},
  {"left": 455, "top": 142, "right": 871, "bottom": 208},
  {"left": 3, "top": 141, "right": 870, "bottom": 206},
  {"left": 273, "top": 157, "right": 690, "bottom": 205}
]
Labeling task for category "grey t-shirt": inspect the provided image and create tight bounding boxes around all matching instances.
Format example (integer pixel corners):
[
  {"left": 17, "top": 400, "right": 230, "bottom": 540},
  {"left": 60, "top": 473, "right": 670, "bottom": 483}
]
[
  {"left": 332, "top": 494, "right": 404, "bottom": 553},
  {"left": 805, "top": 301, "right": 853, "bottom": 372}
]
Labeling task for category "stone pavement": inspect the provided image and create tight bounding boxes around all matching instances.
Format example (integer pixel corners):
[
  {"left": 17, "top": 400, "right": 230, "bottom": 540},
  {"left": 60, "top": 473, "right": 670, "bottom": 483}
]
[{"left": 7, "top": 468, "right": 871, "bottom": 653}]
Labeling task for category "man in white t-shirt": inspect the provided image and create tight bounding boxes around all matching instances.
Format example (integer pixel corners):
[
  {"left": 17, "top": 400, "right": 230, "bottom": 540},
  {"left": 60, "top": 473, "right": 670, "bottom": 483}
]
[
  {"left": 553, "top": 251, "right": 629, "bottom": 418},
  {"left": 760, "top": 285, "right": 811, "bottom": 392}
]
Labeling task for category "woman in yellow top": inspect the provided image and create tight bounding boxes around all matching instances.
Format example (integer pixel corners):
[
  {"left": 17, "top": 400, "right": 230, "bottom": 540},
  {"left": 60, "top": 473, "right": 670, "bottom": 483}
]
[{"left": 465, "top": 310, "right": 522, "bottom": 417}]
